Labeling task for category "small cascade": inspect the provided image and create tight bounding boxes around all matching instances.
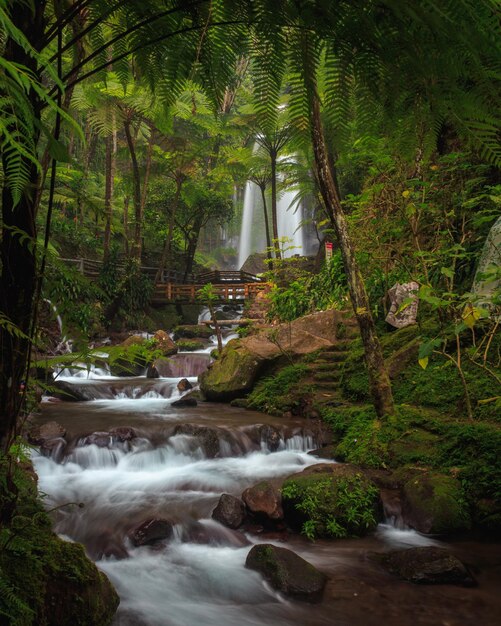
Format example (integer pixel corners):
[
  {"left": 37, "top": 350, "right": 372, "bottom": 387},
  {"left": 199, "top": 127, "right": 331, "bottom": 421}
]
[{"left": 237, "top": 181, "right": 265, "bottom": 269}]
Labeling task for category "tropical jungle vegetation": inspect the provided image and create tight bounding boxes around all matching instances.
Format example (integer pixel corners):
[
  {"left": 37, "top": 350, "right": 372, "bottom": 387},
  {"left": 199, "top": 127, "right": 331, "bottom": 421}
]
[{"left": 0, "top": 1, "right": 500, "bottom": 624}]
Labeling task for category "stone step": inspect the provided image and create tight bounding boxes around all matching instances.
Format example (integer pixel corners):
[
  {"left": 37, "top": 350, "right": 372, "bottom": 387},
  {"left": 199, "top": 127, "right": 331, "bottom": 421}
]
[
  {"left": 309, "top": 362, "right": 345, "bottom": 372},
  {"left": 313, "top": 380, "right": 342, "bottom": 390},
  {"left": 315, "top": 353, "right": 348, "bottom": 364},
  {"left": 313, "top": 370, "right": 343, "bottom": 382}
]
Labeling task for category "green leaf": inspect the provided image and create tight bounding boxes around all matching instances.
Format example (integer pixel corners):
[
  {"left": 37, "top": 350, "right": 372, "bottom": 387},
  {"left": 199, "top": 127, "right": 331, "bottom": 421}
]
[
  {"left": 47, "top": 136, "right": 72, "bottom": 163},
  {"left": 418, "top": 356, "right": 429, "bottom": 370}
]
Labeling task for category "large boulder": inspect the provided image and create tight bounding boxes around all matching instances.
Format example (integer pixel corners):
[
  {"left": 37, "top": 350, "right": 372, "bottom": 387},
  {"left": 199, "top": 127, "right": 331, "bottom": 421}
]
[
  {"left": 245, "top": 544, "right": 327, "bottom": 603},
  {"left": 401, "top": 471, "right": 471, "bottom": 534},
  {"left": 242, "top": 481, "right": 283, "bottom": 521},
  {"left": 212, "top": 494, "right": 246, "bottom": 529},
  {"left": 281, "top": 464, "right": 380, "bottom": 539},
  {"left": 109, "top": 334, "right": 149, "bottom": 376},
  {"left": 376, "top": 547, "right": 476, "bottom": 586},
  {"left": 199, "top": 310, "right": 357, "bottom": 401}
]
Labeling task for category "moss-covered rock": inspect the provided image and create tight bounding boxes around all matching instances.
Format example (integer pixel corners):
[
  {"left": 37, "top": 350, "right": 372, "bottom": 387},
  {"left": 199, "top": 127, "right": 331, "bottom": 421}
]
[
  {"left": 0, "top": 458, "right": 119, "bottom": 626},
  {"left": 176, "top": 339, "right": 206, "bottom": 351},
  {"left": 199, "top": 341, "right": 265, "bottom": 401},
  {"left": 281, "top": 464, "right": 381, "bottom": 539},
  {"left": 173, "top": 325, "right": 214, "bottom": 340},
  {"left": 400, "top": 470, "right": 471, "bottom": 534}
]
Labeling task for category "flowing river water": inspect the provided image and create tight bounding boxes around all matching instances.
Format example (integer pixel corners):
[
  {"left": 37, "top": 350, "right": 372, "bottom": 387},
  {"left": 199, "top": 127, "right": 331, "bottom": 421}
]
[{"left": 31, "top": 341, "right": 501, "bottom": 626}]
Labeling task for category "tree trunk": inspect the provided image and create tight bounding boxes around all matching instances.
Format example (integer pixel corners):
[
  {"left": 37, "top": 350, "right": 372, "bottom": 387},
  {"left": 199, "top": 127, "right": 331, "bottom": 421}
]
[
  {"left": 103, "top": 130, "right": 117, "bottom": 262},
  {"left": 259, "top": 185, "right": 273, "bottom": 265},
  {"left": 270, "top": 150, "right": 281, "bottom": 259},
  {"left": 0, "top": 4, "right": 45, "bottom": 451},
  {"left": 183, "top": 214, "right": 204, "bottom": 281},
  {"left": 309, "top": 89, "right": 394, "bottom": 418},
  {"left": 123, "top": 117, "right": 142, "bottom": 262}
]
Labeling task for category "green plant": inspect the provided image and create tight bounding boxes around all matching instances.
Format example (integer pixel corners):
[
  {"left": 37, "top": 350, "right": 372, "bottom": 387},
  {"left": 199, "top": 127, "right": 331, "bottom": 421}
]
[{"left": 282, "top": 473, "right": 379, "bottom": 539}]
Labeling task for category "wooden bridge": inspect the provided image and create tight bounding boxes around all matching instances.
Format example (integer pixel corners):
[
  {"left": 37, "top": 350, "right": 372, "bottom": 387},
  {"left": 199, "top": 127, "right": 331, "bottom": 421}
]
[{"left": 62, "top": 257, "right": 266, "bottom": 304}]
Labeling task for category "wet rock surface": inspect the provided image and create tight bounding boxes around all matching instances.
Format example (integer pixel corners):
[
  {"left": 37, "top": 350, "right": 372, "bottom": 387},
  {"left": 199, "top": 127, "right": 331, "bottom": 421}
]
[
  {"left": 375, "top": 547, "right": 476, "bottom": 586},
  {"left": 246, "top": 543, "right": 327, "bottom": 603},
  {"left": 171, "top": 397, "right": 198, "bottom": 408},
  {"left": 212, "top": 494, "right": 246, "bottom": 529},
  {"left": 177, "top": 378, "right": 193, "bottom": 392},
  {"left": 130, "top": 518, "right": 173, "bottom": 546},
  {"left": 242, "top": 481, "right": 283, "bottom": 521},
  {"left": 28, "top": 420, "right": 66, "bottom": 445}
]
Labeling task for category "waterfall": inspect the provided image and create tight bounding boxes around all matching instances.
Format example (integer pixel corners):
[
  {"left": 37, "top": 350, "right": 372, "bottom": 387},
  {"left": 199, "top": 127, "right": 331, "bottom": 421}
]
[
  {"left": 237, "top": 181, "right": 263, "bottom": 269},
  {"left": 277, "top": 189, "right": 303, "bottom": 257}
]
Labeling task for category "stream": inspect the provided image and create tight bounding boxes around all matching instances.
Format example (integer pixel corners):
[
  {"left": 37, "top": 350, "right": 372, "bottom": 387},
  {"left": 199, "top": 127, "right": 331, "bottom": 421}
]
[{"left": 31, "top": 334, "right": 501, "bottom": 626}]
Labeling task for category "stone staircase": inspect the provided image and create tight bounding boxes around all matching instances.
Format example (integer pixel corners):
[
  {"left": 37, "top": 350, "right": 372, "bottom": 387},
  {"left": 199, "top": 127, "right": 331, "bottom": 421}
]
[{"left": 305, "top": 317, "right": 359, "bottom": 407}]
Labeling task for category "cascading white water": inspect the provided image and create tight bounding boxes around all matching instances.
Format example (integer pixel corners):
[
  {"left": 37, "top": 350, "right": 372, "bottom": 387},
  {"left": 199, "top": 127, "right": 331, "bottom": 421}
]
[
  {"left": 277, "top": 188, "right": 303, "bottom": 257},
  {"left": 237, "top": 181, "right": 263, "bottom": 269}
]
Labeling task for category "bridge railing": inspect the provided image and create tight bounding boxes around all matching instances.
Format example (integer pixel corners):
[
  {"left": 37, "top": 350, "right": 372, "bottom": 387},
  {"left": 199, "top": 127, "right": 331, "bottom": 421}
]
[
  {"left": 153, "top": 281, "right": 268, "bottom": 303},
  {"left": 60, "top": 258, "right": 259, "bottom": 286}
]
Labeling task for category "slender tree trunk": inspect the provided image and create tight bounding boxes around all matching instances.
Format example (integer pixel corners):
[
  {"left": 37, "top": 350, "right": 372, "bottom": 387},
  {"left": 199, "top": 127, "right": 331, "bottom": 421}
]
[
  {"left": 103, "top": 130, "right": 117, "bottom": 262},
  {"left": 259, "top": 185, "right": 273, "bottom": 264},
  {"left": 310, "top": 89, "right": 394, "bottom": 418},
  {"left": 123, "top": 196, "right": 130, "bottom": 256},
  {"left": 183, "top": 214, "right": 204, "bottom": 281},
  {"left": 270, "top": 150, "right": 281, "bottom": 259},
  {"left": 123, "top": 117, "right": 142, "bottom": 262}
]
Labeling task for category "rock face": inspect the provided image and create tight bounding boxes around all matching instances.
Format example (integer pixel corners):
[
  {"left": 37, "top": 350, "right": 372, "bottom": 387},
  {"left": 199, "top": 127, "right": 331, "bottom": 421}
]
[
  {"left": 200, "top": 309, "right": 356, "bottom": 401},
  {"left": 245, "top": 544, "right": 327, "bottom": 603},
  {"left": 281, "top": 464, "right": 380, "bottom": 538},
  {"left": 52, "top": 380, "right": 88, "bottom": 401},
  {"left": 130, "top": 518, "right": 173, "bottom": 546},
  {"left": 377, "top": 547, "right": 476, "bottom": 586},
  {"left": 259, "top": 424, "right": 282, "bottom": 452},
  {"left": 242, "top": 481, "right": 283, "bottom": 521},
  {"left": 212, "top": 494, "right": 246, "bottom": 529},
  {"left": 146, "top": 363, "right": 160, "bottom": 378},
  {"left": 472, "top": 214, "right": 501, "bottom": 305},
  {"left": 385, "top": 282, "right": 419, "bottom": 329},
  {"left": 401, "top": 471, "right": 471, "bottom": 534}
]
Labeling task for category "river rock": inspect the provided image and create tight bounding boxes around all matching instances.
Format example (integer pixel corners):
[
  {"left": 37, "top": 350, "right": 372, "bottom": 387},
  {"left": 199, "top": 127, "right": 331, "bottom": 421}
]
[
  {"left": 376, "top": 547, "right": 476, "bottom": 586},
  {"left": 212, "top": 494, "right": 246, "bottom": 529},
  {"left": 401, "top": 470, "right": 471, "bottom": 534},
  {"left": 200, "top": 310, "right": 357, "bottom": 401},
  {"left": 109, "top": 427, "right": 137, "bottom": 442},
  {"left": 153, "top": 329, "right": 178, "bottom": 356},
  {"left": 242, "top": 481, "right": 283, "bottom": 521},
  {"left": 52, "top": 379, "right": 88, "bottom": 401},
  {"left": 173, "top": 424, "right": 220, "bottom": 457},
  {"left": 174, "top": 325, "right": 214, "bottom": 340},
  {"left": 385, "top": 281, "right": 419, "bottom": 329},
  {"left": 259, "top": 424, "right": 282, "bottom": 451},
  {"left": 27, "top": 420, "right": 66, "bottom": 445},
  {"left": 81, "top": 431, "right": 113, "bottom": 447},
  {"left": 177, "top": 378, "right": 193, "bottom": 392},
  {"left": 245, "top": 544, "right": 327, "bottom": 603},
  {"left": 146, "top": 363, "right": 160, "bottom": 378},
  {"left": 130, "top": 518, "right": 173, "bottom": 546},
  {"left": 171, "top": 397, "right": 198, "bottom": 408}
]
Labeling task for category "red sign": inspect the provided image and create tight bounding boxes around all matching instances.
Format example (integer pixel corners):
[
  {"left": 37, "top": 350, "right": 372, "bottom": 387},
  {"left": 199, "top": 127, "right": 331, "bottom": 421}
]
[{"left": 325, "top": 242, "right": 333, "bottom": 261}]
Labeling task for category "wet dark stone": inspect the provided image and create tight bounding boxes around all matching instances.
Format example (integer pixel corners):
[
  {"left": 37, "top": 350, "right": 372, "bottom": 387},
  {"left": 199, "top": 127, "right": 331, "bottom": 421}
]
[
  {"left": 177, "top": 378, "right": 193, "bottom": 392},
  {"left": 212, "top": 494, "right": 246, "bottom": 529},
  {"left": 52, "top": 380, "right": 88, "bottom": 402},
  {"left": 246, "top": 544, "right": 327, "bottom": 603},
  {"left": 171, "top": 397, "right": 198, "bottom": 408},
  {"left": 130, "top": 518, "right": 173, "bottom": 547},
  {"left": 40, "top": 437, "right": 67, "bottom": 461},
  {"left": 81, "top": 431, "right": 112, "bottom": 447},
  {"left": 146, "top": 363, "right": 160, "bottom": 378},
  {"left": 173, "top": 425, "right": 220, "bottom": 457},
  {"left": 259, "top": 425, "right": 282, "bottom": 452},
  {"left": 376, "top": 547, "right": 476, "bottom": 586},
  {"left": 109, "top": 427, "right": 137, "bottom": 442}
]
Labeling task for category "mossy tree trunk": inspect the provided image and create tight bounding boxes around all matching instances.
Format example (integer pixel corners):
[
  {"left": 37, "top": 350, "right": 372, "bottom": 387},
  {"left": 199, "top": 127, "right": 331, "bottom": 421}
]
[{"left": 309, "top": 88, "right": 395, "bottom": 418}]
